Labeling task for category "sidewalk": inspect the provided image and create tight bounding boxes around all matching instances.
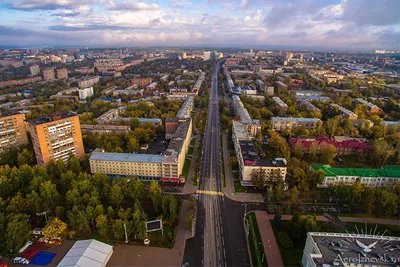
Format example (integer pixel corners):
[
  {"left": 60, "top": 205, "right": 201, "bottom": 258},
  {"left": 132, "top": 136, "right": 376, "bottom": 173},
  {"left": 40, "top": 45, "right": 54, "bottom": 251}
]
[
  {"left": 183, "top": 135, "right": 200, "bottom": 194},
  {"left": 221, "top": 133, "right": 265, "bottom": 203},
  {"left": 255, "top": 211, "right": 284, "bottom": 267},
  {"left": 174, "top": 200, "right": 191, "bottom": 254}
]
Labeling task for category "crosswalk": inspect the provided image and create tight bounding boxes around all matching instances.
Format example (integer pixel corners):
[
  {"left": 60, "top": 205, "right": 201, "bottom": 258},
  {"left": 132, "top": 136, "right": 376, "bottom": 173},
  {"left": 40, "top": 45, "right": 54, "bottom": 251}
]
[{"left": 196, "top": 189, "right": 224, "bottom": 196}]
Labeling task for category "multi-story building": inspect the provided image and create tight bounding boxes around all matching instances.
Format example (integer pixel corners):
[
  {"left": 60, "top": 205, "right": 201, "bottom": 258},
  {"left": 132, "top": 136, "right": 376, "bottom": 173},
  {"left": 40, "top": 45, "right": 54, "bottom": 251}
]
[
  {"left": 203, "top": 51, "right": 211, "bottom": 61},
  {"left": 272, "top": 96, "right": 288, "bottom": 115},
  {"left": 97, "top": 109, "right": 120, "bottom": 124},
  {"left": 0, "top": 112, "right": 28, "bottom": 151},
  {"left": 302, "top": 232, "right": 400, "bottom": 267},
  {"left": 75, "top": 67, "right": 94, "bottom": 74},
  {"left": 94, "top": 59, "right": 123, "bottom": 71},
  {"left": 232, "top": 95, "right": 261, "bottom": 137},
  {"left": 56, "top": 68, "right": 68, "bottom": 80},
  {"left": 43, "top": 68, "right": 55, "bottom": 81},
  {"left": 232, "top": 121, "right": 287, "bottom": 186},
  {"left": 30, "top": 65, "right": 40, "bottom": 76},
  {"left": 165, "top": 118, "right": 182, "bottom": 139},
  {"left": 297, "top": 99, "right": 321, "bottom": 113},
  {"left": 355, "top": 98, "right": 380, "bottom": 113},
  {"left": 89, "top": 119, "right": 192, "bottom": 183},
  {"left": 193, "top": 72, "right": 205, "bottom": 92},
  {"left": 271, "top": 117, "right": 322, "bottom": 131},
  {"left": 311, "top": 164, "right": 400, "bottom": 187},
  {"left": 289, "top": 136, "right": 368, "bottom": 156},
  {"left": 131, "top": 78, "right": 152, "bottom": 88},
  {"left": 90, "top": 151, "right": 164, "bottom": 180},
  {"left": 138, "top": 118, "right": 163, "bottom": 127},
  {"left": 330, "top": 103, "right": 358, "bottom": 119},
  {"left": 78, "top": 76, "right": 100, "bottom": 88},
  {"left": 78, "top": 87, "right": 94, "bottom": 100},
  {"left": 296, "top": 95, "right": 331, "bottom": 102},
  {"left": 176, "top": 96, "right": 194, "bottom": 119},
  {"left": 80, "top": 124, "right": 130, "bottom": 135},
  {"left": 28, "top": 112, "right": 84, "bottom": 166},
  {"left": 146, "top": 82, "right": 158, "bottom": 90}
]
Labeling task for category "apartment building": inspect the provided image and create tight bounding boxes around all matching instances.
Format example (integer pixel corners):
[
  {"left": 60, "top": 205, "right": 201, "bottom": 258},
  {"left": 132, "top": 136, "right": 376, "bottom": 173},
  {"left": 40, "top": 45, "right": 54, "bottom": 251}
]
[
  {"left": 330, "top": 103, "right": 358, "bottom": 119},
  {"left": 57, "top": 68, "right": 68, "bottom": 80},
  {"left": 176, "top": 96, "right": 194, "bottom": 119},
  {"left": 193, "top": 72, "right": 205, "bottom": 92},
  {"left": 30, "top": 65, "right": 40, "bottom": 76},
  {"left": 289, "top": 136, "right": 368, "bottom": 156},
  {"left": 232, "top": 95, "right": 261, "bottom": 137},
  {"left": 131, "top": 78, "right": 152, "bottom": 88},
  {"left": 80, "top": 124, "right": 130, "bottom": 135},
  {"left": 43, "top": 68, "right": 55, "bottom": 81},
  {"left": 271, "top": 117, "right": 322, "bottom": 131},
  {"left": 28, "top": 112, "right": 84, "bottom": 166},
  {"left": 78, "top": 76, "right": 100, "bottom": 88},
  {"left": 90, "top": 151, "right": 164, "bottom": 180},
  {"left": 94, "top": 59, "right": 123, "bottom": 71},
  {"left": 146, "top": 82, "right": 158, "bottom": 90},
  {"left": 232, "top": 121, "right": 287, "bottom": 186},
  {"left": 0, "top": 112, "right": 28, "bottom": 151},
  {"left": 89, "top": 119, "right": 192, "bottom": 183},
  {"left": 355, "top": 98, "right": 380, "bottom": 113},
  {"left": 311, "top": 164, "right": 400, "bottom": 187},
  {"left": 272, "top": 96, "right": 288, "bottom": 115},
  {"left": 297, "top": 99, "right": 321, "bottom": 113},
  {"left": 78, "top": 87, "right": 94, "bottom": 100}
]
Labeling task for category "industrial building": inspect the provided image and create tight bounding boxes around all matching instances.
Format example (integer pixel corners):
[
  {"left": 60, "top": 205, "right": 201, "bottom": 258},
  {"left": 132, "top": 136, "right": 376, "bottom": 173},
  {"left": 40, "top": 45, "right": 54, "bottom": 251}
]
[{"left": 28, "top": 112, "right": 84, "bottom": 166}]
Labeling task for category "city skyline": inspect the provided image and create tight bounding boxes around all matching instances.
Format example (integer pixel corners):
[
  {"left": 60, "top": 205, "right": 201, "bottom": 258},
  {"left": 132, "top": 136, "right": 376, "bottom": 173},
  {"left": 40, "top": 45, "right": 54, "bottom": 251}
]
[{"left": 0, "top": 0, "right": 399, "bottom": 51}]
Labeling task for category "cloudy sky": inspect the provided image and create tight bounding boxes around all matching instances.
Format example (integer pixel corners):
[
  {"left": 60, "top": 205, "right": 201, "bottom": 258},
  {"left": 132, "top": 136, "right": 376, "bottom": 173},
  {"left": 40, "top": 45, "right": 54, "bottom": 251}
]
[{"left": 0, "top": 0, "right": 399, "bottom": 50}]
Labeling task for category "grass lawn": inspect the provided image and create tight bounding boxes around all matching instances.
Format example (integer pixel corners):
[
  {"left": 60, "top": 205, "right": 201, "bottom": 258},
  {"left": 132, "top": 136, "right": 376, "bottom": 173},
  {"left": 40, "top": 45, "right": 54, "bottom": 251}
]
[
  {"left": 188, "top": 145, "right": 194, "bottom": 156},
  {"left": 346, "top": 222, "right": 400, "bottom": 237},
  {"left": 246, "top": 213, "right": 267, "bottom": 267},
  {"left": 234, "top": 181, "right": 251, "bottom": 193},
  {"left": 270, "top": 220, "right": 304, "bottom": 267},
  {"left": 147, "top": 224, "right": 175, "bottom": 248},
  {"left": 182, "top": 158, "right": 191, "bottom": 178}
]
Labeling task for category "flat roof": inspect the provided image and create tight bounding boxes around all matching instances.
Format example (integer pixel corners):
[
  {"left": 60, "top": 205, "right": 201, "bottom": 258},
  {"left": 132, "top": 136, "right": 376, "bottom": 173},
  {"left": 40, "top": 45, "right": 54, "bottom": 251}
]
[
  {"left": 311, "top": 164, "right": 400, "bottom": 178},
  {"left": 272, "top": 117, "right": 321, "bottom": 123},
  {"left": 308, "top": 232, "right": 400, "bottom": 267},
  {"left": 90, "top": 152, "right": 164, "bottom": 163},
  {"left": 28, "top": 112, "right": 77, "bottom": 125}
]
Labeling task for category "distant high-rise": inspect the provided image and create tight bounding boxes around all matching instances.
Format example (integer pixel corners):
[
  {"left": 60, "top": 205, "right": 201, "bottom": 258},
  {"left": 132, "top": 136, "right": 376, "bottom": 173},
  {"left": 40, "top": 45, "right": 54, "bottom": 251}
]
[
  {"left": 43, "top": 68, "right": 55, "bottom": 81},
  {"left": 28, "top": 112, "right": 84, "bottom": 166},
  {"left": 30, "top": 64, "right": 40, "bottom": 76},
  {"left": 203, "top": 51, "right": 211, "bottom": 61},
  {"left": 56, "top": 68, "right": 68, "bottom": 80}
]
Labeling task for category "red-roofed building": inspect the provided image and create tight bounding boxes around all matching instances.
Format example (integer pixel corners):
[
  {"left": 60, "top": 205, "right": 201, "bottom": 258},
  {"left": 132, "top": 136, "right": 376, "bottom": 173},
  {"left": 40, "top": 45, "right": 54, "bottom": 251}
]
[{"left": 289, "top": 136, "right": 369, "bottom": 156}]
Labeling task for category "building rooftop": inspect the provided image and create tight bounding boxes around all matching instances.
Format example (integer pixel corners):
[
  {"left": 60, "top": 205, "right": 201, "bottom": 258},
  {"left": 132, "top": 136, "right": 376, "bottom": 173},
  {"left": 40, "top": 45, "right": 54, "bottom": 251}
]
[
  {"left": 90, "top": 152, "right": 164, "bottom": 163},
  {"left": 272, "top": 117, "right": 321, "bottom": 123},
  {"left": 311, "top": 164, "right": 400, "bottom": 178},
  {"left": 176, "top": 96, "right": 194, "bottom": 119},
  {"left": 289, "top": 136, "right": 368, "bottom": 150},
  {"left": 295, "top": 90, "right": 324, "bottom": 96},
  {"left": 272, "top": 97, "right": 288, "bottom": 108},
  {"left": 239, "top": 140, "right": 286, "bottom": 167},
  {"left": 296, "top": 95, "right": 331, "bottom": 101},
  {"left": 28, "top": 112, "right": 77, "bottom": 125},
  {"left": 306, "top": 232, "right": 400, "bottom": 267}
]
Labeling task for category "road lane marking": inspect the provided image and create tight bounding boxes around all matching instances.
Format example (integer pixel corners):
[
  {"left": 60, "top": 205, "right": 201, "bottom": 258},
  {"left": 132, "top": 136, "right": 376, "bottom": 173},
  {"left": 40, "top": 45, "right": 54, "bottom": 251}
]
[{"left": 196, "top": 190, "right": 224, "bottom": 196}]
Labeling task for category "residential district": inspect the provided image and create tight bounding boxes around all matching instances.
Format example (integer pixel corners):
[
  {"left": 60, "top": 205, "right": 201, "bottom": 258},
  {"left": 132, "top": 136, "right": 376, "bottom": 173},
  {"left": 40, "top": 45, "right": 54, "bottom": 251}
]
[{"left": 0, "top": 48, "right": 399, "bottom": 267}]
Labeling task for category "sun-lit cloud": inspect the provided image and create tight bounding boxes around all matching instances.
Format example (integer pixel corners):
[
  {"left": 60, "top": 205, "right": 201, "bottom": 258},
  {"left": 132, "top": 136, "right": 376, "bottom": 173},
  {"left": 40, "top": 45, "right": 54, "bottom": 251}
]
[{"left": 0, "top": 0, "right": 399, "bottom": 50}]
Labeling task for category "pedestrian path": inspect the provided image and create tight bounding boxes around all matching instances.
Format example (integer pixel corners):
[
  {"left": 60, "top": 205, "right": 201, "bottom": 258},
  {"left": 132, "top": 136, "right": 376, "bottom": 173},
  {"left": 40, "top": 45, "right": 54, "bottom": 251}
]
[
  {"left": 196, "top": 189, "right": 224, "bottom": 196},
  {"left": 254, "top": 211, "right": 284, "bottom": 267}
]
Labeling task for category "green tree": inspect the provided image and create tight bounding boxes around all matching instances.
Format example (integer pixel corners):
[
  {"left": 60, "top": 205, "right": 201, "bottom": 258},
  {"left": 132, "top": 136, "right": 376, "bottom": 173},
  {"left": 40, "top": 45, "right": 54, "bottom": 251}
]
[
  {"left": 5, "top": 214, "right": 31, "bottom": 255},
  {"left": 43, "top": 217, "right": 67, "bottom": 238},
  {"left": 320, "top": 143, "right": 337, "bottom": 164},
  {"left": 109, "top": 183, "right": 124, "bottom": 208},
  {"left": 289, "top": 186, "right": 299, "bottom": 203},
  {"left": 17, "top": 149, "right": 35, "bottom": 166},
  {"left": 269, "top": 131, "right": 291, "bottom": 159},
  {"left": 309, "top": 169, "right": 325, "bottom": 190},
  {"left": 96, "top": 215, "right": 109, "bottom": 239},
  {"left": 112, "top": 219, "right": 125, "bottom": 240},
  {"left": 148, "top": 181, "right": 162, "bottom": 213}
]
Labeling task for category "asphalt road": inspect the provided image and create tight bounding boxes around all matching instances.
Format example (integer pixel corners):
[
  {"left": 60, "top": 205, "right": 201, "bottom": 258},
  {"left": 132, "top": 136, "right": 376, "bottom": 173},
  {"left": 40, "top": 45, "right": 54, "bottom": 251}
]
[{"left": 190, "top": 61, "right": 250, "bottom": 267}]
